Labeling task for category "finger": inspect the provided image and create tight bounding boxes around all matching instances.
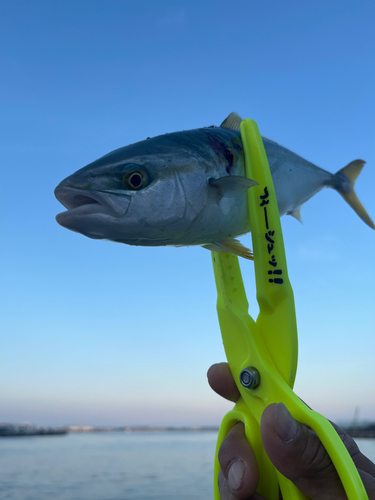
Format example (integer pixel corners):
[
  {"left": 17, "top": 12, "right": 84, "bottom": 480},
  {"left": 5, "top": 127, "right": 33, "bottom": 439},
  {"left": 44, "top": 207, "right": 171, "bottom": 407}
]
[
  {"left": 218, "top": 470, "right": 267, "bottom": 500},
  {"left": 358, "top": 470, "right": 375, "bottom": 498},
  {"left": 218, "top": 470, "right": 240, "bottom": 500},
  {"left": 207, "top": 362, "right": 240, "bottom": 402},
  {"left": 261, "top": 403, "right": 347, "bottom": 499},
  {"left": 218, "top": 421, "right": 260, "bottom": 499},
  {"left": 329, "top": 420, "right": 375, "bottom": 477}
]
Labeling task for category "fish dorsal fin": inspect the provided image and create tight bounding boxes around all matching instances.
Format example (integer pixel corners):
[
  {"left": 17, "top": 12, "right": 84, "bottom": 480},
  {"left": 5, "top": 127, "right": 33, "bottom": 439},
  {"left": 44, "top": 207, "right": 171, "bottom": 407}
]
[
  {"left": 209, "top": 175, "right": 258, "bottom": 198},
  {"left": 220, "top": 112, "right": 243, "bottom": 131}
]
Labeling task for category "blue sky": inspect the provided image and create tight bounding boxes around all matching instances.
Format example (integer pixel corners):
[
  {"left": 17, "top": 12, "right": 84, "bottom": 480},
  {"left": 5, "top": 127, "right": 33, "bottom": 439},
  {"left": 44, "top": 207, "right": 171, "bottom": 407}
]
[{"left": 1, "top": 0, "right": 374, "bottom": 427}]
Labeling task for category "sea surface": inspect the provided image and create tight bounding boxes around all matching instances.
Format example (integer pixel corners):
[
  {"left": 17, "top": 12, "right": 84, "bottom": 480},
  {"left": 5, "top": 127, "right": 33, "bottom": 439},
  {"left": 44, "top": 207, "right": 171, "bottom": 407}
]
[{"left": 1, "top": 432, "right": 374, "bottom": 500}]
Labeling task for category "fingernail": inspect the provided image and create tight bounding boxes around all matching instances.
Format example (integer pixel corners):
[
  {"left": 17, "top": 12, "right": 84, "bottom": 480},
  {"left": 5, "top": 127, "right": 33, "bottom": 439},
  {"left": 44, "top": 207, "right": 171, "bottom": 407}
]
[
  {"left": 227, "top": 460, "right": 244, "bottom": 491},
  {"left": 274, "top": 403, "right": 298, "bottom": 443}
]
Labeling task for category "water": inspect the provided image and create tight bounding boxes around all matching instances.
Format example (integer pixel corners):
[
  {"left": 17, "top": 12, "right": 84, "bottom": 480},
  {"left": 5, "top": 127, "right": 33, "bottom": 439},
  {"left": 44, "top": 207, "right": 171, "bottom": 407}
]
[
  {"left": 1, "top": 433, "right": 374, "bottom": 500},
  {"left": 0, "top": 432, "right": 217, "bottom": 500}
]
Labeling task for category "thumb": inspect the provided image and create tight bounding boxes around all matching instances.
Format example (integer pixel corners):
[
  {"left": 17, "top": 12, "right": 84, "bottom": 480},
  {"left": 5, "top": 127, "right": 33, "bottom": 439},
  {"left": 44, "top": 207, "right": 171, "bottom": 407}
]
[{"left": 261, "top": 403, "right": 347, "bottom": 500}]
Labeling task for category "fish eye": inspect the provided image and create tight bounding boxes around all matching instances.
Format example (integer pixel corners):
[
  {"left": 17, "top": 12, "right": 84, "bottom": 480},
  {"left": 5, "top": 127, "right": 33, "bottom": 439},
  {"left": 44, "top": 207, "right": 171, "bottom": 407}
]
[
  {"left": 123, "top": 168, "right": 149, "bottom": 190},
  {"left": 129, "top": 172, "right": 142, "bottom": 188}
]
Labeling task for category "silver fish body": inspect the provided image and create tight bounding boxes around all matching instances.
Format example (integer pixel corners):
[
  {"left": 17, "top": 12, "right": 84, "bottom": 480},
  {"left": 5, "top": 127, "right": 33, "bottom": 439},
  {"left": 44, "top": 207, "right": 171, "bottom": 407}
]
[{"left": 55, "top": 114, "right": 374, "bottom": 258}]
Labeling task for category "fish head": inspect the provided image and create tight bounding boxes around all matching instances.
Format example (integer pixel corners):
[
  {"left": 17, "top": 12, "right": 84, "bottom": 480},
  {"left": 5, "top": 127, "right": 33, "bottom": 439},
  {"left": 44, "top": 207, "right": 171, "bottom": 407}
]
[{"left": 55, "top": 136, "right": 209, "bottom": 245}]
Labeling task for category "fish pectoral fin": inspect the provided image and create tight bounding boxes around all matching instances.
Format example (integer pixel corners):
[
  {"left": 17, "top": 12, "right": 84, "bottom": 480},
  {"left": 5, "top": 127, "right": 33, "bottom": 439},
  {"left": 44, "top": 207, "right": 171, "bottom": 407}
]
[
  {"left": 203, "top": 239, "right": 254, "bottom": 260},
  {"left": 288, "top": 207, "right": 303, "bottom": 224},
  {"left": 220, "top": 112, "right": 243, "bottom": 131},
  {"left": 209, "top": 176, "right": 258, "bottom": 198}
]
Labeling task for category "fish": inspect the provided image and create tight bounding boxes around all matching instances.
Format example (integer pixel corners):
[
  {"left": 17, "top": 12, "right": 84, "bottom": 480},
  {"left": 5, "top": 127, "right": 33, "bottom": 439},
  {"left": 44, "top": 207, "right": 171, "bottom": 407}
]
[{"left": 55, "top": 112, "right": 374, "bottom": 260}]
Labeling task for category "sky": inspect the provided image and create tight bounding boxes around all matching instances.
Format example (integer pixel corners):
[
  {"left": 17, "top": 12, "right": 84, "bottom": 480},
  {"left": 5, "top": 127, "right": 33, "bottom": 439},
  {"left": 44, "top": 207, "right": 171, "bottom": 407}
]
[{"left": 1, "top": 0, "right": 374, "bottom": 427}]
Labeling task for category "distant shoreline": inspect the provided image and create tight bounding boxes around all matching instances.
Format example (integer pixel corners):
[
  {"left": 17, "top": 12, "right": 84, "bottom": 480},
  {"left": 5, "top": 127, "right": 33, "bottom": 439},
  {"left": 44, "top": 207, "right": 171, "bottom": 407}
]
[
  {"left": 0, "top": 423, "right": 219, "bottom": 437},
  {"left": 2, "top": 423, "right": 375, "bottom": 438},
  {"left": 342, "top": 428, "right": 375, "bottom": 439},
  {"left": 67, "top": 425, "right": 220, "bottom": 433},
  {"left": 0, "top": 424, "right": 68, "bottom": 437}
]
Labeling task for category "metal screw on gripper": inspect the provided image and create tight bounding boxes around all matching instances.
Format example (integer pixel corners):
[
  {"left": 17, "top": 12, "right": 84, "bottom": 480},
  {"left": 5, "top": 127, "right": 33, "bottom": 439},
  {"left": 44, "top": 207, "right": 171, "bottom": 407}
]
[{"left": 240, "top": 367, "right": 260, "bottom": 389}]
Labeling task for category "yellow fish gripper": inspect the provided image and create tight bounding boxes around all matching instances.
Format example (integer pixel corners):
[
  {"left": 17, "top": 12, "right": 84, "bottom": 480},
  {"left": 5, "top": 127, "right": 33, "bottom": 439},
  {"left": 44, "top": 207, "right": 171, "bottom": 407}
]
[{"left": 211, "top": 118, "right": 368, "bottom": 500}]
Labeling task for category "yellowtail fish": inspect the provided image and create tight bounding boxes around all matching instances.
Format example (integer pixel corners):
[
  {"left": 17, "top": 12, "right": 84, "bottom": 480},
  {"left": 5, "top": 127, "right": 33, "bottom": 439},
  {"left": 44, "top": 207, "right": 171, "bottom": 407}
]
[{"left": 55, "top": 113, "right": 374, "bottom": 259}]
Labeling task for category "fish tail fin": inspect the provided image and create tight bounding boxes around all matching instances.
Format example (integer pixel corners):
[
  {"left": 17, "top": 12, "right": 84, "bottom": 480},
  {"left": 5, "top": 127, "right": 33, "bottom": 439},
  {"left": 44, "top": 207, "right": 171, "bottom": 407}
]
[{"left": 334, "top": 160, "right": 375, "bottom": 229}]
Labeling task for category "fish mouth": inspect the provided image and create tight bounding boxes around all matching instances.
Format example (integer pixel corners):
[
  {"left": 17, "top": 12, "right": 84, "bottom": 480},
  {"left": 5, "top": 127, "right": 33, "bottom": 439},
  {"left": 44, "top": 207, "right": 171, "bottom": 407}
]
[
  {"left": 55, "top": 186, "right": 132, "bottom": 227},
  {"left": 55, "top": 187, "right": 102, "bottom": 211}
]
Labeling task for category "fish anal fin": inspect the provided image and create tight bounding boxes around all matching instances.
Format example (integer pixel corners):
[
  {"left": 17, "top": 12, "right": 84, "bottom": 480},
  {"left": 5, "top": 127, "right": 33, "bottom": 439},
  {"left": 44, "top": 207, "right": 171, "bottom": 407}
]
[
  {"left": 203, "top": 238, "right": 254, "bottom": 260},
  {"left": 289, "top": 207, "right": 303, "bottom": 224},
  {"left": 335, "top": 160, "right": 375, "bottom": 229},
  {"left": 209, "top": 176, "right": 258, "bottom": 198},
  {"left": 220, "top": 112, "right": 243, "bottom": 131}
]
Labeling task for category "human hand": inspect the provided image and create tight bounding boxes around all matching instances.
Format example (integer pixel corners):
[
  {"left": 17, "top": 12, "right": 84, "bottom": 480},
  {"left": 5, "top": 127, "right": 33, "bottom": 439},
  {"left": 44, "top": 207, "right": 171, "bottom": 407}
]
[{"left": 207, "top": 362, "right": 375, "bottom": 499}]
